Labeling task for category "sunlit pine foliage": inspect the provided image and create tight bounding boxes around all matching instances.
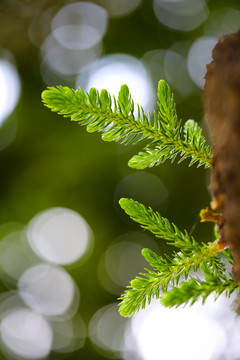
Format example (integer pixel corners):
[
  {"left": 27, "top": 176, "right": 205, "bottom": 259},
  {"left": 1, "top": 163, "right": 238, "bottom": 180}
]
[
  {"left": 42, "top": 80, "right": 212, "bottom": 169},
  {"left": 118, "top": 198, "right": 236, "bottom": 317},
  {"left": 42, "top": 80, "right": 239, "bottom": 317}
]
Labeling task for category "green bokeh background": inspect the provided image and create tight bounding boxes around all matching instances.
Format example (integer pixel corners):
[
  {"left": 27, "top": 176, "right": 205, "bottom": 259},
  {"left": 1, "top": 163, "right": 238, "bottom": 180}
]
[{"left": 0, "top": 1, "right": 239, "bottom": 359}]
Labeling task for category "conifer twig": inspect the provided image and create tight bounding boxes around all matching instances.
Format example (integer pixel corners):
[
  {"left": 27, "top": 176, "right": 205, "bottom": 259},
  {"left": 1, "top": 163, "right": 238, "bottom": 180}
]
[
  {"left": 118, "top": 198, "right": 226, "bottom": 317},
  {"left": 118, "top": 241, "right": 225, "bottom": 317},
  {"left": 161, "top": 277, "right": 239, "bottom": 307},
  {"left": 42, "top": 80, "right": 212, "bottom": 169},
  {"left": 42, "top": 77, "right": 240, "bottom": 317}
]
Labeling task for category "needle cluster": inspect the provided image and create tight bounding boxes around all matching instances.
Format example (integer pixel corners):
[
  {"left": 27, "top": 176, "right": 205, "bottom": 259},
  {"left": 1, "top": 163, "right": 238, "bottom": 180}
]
[
  {"left": 42, "top": 80, "right": 239, "bottom": 317},
  {"left": 42, "top": 80, "right": 212, "bottom": 169}
]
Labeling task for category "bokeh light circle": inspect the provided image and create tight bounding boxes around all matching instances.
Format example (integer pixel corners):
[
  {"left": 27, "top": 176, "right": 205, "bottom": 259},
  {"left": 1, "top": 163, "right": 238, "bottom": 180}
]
[
  {"left": 0, "top": 56, "right": 21, "bottom": 126},
  {"left": 142, "top": 47, "right": 196, "bottom": 99},
  {"left": 40, "top": 2, "right": 107, "bottom": 83},
  {"left": 76, "top": 54, "right": 155, "bottom": 114},
  {"left": 18, "top": 263, "right": 77, "bottom": 317},
  {"left": 127, "top": 300, "right": 227, "bottom": 360},
  {"left": 51, "top": 2, "right": 108, "bottom": 50},
  {"left": 89, "top": 303, "right": 128, "bottom": 356},
  {"left": 41, "top": 34, "right": 102, "bottom": 77},
  {"left": 0, "top": 230, "right": 38, "bottom": 286},
  {"left": 98, "top": 232, "right": 160, "bottom": 295},
  {"left": 153, "top": 0, "right": 209, "bottom": 32},
  {"left": 52, "top": 24, "right": 102, "bottom": 51},
  {"left": 187, "top": 36, "right": 217, "bottom": 88},
  {"left": 0, "top": 307, "right": 53, "bottom": 359},
  {"left": 204, "top": 7, "right": 240, "bottom": 37},
  {"left": 50, "top": 314, "right": 86, "bottom": 353},
  {"left": 114, "top": 171, "right": 168, "bottom": 209},
  {"left": 27, "top": 207, "right": 93, "bottom": 266}
]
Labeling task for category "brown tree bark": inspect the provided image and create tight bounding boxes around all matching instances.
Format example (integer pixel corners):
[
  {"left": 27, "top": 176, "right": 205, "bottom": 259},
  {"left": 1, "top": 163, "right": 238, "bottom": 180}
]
[{"left": 204, "top": 31, "right": 240, "bottom": 282}]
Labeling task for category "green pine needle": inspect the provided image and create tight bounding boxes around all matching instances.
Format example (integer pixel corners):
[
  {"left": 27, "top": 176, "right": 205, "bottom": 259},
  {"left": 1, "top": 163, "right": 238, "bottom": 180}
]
[
  {"left": 118, "top": 197, "right": 226, "bottom": 317},
  {"left": 161, "top": 277, "right": 239, "bottom": 308},
  {"left": 118, "top": 242, "right": 225, "bottom": 317},
  {"left": 128, "top": 119, "right": 212, "bottom": 169},
  {"left": 42, "top": 78, "right": 238, "bottom": 317},
  {"left": 119, "top": 197, "right": 198, "bottom": 250},
  {"left": 42, "top": 80, "right": 212, "bottom": 168}
]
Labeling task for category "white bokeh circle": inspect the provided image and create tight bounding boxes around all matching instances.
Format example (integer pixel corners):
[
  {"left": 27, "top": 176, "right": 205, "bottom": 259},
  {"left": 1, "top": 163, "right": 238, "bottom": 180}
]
[
  {"left": 27, "top": 207, "right": 92, "bottom": 265},
  {"left": 76, "top": 54, "right": 155, "bottom": 115},
  {"left": 0, "top": 307, "right": 53, "bottom": 359},
  {"left": 18, "top": 263, "right": 77, "bottom": 317}
]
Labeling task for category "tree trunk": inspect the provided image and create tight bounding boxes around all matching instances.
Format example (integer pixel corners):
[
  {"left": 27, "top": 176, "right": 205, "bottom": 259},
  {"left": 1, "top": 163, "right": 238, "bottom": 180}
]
[{"left": 204, "top": 31, "right": 240, "bottom": 282}]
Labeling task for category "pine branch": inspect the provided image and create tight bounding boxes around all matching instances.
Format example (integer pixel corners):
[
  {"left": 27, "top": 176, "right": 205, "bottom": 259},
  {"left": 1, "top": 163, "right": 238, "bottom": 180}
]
[
  {"left": 42, "top": 85, "right": 160, "bottom": 145},
  {"left": 143, "top": 244, "right": 224, "bottom": 279},
  {"left": 119, "top": 269, "right": 165, "bottom": 317},
  {"left": 118, "top": 197, "right": 231, "bottom": 317},
  {"left": 161, "top": 276, "right": 239, "bottom": 308},
  {"left": 128, "top": 120, "right": 212, "bottom": 169},
  {"left": 42, "top": 80, "right": 212, "bottom": 168},
  {"left": 42, "top": 77, "right": 238, "bottom": 316},
  {"left": 222, "top": 248, "right": 234, "bottom": 265},
  {"left": 118, "top": 196, "right": 225, "bottom": 317},
  {"left": 118, "top": 241, "right": 223, "bottom": 317},
  {"left": 119, "top": 197, "right": 199, "bottom": 250},
  {"left": 119, "top": 197, "right": 226, "bottom": 275}
]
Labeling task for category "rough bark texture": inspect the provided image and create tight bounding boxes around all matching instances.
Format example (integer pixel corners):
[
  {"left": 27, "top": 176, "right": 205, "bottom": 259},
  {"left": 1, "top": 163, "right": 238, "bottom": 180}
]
[{"left": 204, "top": 31, "right": 240, "bottom": 282}]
